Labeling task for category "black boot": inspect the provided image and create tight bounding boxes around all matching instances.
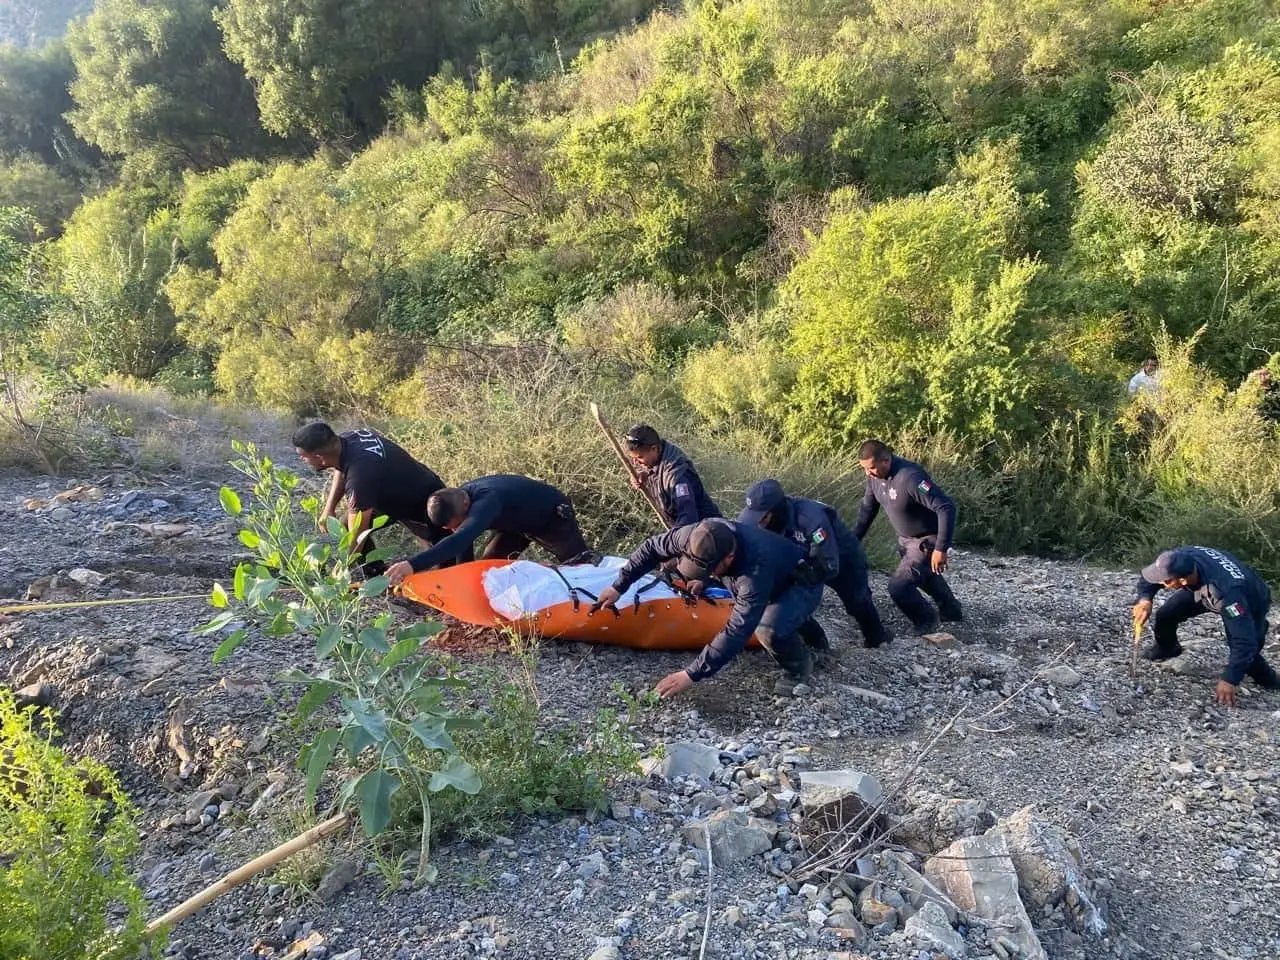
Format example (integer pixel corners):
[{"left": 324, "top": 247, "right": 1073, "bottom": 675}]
[
  {"left": 798, "top": 618, "right": 832, "bottom": 652},
  {"left": 1247, "top": 658, "right": 1280, "bottom": 689},
  {"left": 777, "top": 645, "right": 814, "bottom": 683},
  {"left": 1141, "top": 641, "right": 1184, "bottom": 661}
]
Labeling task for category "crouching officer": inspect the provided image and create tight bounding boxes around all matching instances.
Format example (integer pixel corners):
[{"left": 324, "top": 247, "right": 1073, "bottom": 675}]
[
  {"left": 1133, "top": 545, "right": 1280, "bottom": 706},
  {"left": 853, "top": 439, "right": 962, "bottom": 634},
  {"left": 739, "top": 478, "right": 892, "bottom": 648},
  {"left": 624, "top": 423, "right": 722, "bottom": 527},
  {"left": 292, "top": 421, "right": 462, "bottom": 575},
  {"left": 590, "top": 518, "right": 824, "bottom": 698},
  {"left": 385, "top": 475, "right": 594, "bottom": 584}
]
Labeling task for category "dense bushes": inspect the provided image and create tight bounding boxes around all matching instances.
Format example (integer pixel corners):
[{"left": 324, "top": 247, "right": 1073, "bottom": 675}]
[{"left": 6, "top": 0, "right": 1280, "bottom": 578}]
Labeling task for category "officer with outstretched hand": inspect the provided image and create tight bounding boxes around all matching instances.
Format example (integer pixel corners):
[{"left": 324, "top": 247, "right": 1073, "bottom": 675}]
[
  {"left": 591, "top": 518, "right": 824, "bottom": 699},
  {"left": 739, "top": 478, "right": 892, "bottom": 648},
  {"left": 292, "top": 422, "right": 462, "bottom": 575},
  {"left": 1133, "top": 546, "right": 1280, "bottom": 707},
  {"left": 853, "top": 439, "right": 962, "bottom": 634},
  {"left": 623, "top": 424, "right": 721, "bottom": 528},
  {"left": 385, "top": 475, "right": 594, "bottom": 584}
]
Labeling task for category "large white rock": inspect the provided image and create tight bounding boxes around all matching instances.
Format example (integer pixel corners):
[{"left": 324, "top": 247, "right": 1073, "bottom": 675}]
[
  {"left": 988, "top": 806, "right": 1106, "bottom": 934},
  {"left": 904, "top": 901, "right": 966, "bottom": 958},
  {"left": 925, "top": 833, "right": 1046, "bottom": 960},
  {"left": 681, "top": 810, "right": 774, "bottom": 865},
  {"left": 646, "top": 741, "right": 721, "bottom": 780}
]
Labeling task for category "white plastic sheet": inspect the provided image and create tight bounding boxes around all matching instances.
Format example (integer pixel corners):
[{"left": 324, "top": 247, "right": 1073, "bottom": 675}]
[{"left": 482, "top": 557, "right": 681, "bottom": 620}]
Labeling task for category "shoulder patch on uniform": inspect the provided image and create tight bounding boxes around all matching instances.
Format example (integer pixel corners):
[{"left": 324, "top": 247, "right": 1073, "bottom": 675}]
[
  {"left": 675, "top": 483, "right": 691, "bottom": 498},
  {"left": 888, "top": 487, "right": 898, "bottom": 500},
  {"left": 812, "top": 529, "right": 826, "bottom": 544},
  {"left": 917, "top": 479, "right": 933, "bottom": 493},
  {"left": 1225, "top": 601, "right": 1246, "bottom": 618}
]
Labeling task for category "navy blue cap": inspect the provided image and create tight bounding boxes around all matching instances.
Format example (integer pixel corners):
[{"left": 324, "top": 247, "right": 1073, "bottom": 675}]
[
  {"left": 737, "top": 478, "right": 786, "bottom": 526},
  {"left": 1141, "top": 549, "right": 1196, "bottom": 584},
  {"left": 675, "top": 520, "right": 737, "bottom": 581}
]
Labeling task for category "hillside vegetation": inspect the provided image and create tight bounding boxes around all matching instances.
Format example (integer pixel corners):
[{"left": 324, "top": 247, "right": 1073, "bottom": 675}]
[{"left": 3, "top": 0, "right": 1280, "bottom": 575}]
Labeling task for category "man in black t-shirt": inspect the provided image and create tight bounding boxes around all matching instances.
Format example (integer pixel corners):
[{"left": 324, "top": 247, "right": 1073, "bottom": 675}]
[{"left": 292, "top": 422, "right": 465, "bottom": 572}]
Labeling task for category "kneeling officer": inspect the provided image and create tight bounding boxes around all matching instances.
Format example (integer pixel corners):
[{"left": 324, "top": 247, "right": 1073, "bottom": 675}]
[
  {"left": 738, "top": 478, "right": 891, "bottom": 648},
  {"left": 386, "top": 475, "right": 592, "bottom": 584},
  {"left": 592, "top": 519, "right": 824, "bottom": 699},
  {"left": 1134, "top": 545, "right": 1280, "bottom": 706}
]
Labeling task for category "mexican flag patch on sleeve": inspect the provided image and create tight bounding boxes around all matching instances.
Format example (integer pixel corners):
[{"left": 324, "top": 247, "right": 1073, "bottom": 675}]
[
  {"left": 812, "top": 529, "right": 826, "bottom": 544},
  {"left": 918, "top": 479, "right": 933, "bottom": 493},
  {"left": 1225, "top": 601, "right": 1245, "bottom": 618}
]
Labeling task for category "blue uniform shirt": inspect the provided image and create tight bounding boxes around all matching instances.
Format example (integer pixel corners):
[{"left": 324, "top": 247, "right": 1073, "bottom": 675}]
[
  {"left": 1135, "top": 545, "right": 1271, "bottom": 685},
  {"left": 642, "top": 441, "right": 721, "bottom": 528},
  {"left": 776, "top": 497, "right": 849, "bottom": 580},
  {"left": 853, "top": 455, "right": 956, "bottom": 551},
  {"left": 407, "top": 475, "right": 569, "bottom": 572},
  {"left": 611, "top": 519, "right": 806, "bottom": 682}
]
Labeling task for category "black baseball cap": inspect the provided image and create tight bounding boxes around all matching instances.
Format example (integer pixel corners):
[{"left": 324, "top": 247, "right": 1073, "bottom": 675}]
[
  {"left": 624, "top": 424, "right": 661, "bottom": 449},
  {"left": 737, "top": 478, "right": 786, "bottom": 526},
  {"left": 675, "top": 520, "right": 737, "bottom": 581},
  {"left": 1141, "top": 549, "right": 1196, "bottom": 584}
]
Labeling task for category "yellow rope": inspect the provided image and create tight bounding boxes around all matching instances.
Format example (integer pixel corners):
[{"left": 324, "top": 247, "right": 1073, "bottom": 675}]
[{"left": 0, "top": 594, "right": 211, "bottom": 615}]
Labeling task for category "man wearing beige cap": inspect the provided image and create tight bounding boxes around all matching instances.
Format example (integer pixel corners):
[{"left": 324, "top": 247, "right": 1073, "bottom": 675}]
[{"left": 591, "top": 518, "right": 824, "bottom": 698}]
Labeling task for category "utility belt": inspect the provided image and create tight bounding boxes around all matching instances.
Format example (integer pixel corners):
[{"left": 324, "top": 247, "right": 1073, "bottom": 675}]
[{"left": 788, "top": 557, "right": 826, "bottom": 589}]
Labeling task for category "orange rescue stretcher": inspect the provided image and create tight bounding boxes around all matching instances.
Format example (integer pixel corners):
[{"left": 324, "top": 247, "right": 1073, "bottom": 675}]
[{"left": 398, "top": 559, "right": 750, "bottom": 651}]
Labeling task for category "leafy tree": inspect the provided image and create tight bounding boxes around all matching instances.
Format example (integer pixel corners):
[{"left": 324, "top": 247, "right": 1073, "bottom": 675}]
[
  {"left": 174, "top": 160, "right": 268, "bottom": 269},
  {"left": 0, "top": 155, "right": 80, "bottom": 238},
  {"left": 0, "top": 0, "right": 92, "bottom": 48},
  {"left": 783, "top": 144, "right": 1057, "bottom": 446},
  {"left": 51, "top": 183, "right": 183, "bottom": 379},
  {"left": 216, "top": 0, "right": 462, "bottom": 142},
  {"left": 67, "top": 0, "right": 270, "bottom": 169},
  {"left": 0, "top": 42, "right": 96, "bottom": 172}
]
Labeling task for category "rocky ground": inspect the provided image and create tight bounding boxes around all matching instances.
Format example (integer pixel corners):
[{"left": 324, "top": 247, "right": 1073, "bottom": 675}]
[{"left": 3, "top": 435, "right": 1280, "bottom": 960}]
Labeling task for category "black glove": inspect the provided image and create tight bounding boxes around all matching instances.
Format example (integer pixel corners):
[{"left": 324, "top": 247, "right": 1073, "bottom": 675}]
[{"left": 588, "top": 598, "right": 620, "bottom": 618}]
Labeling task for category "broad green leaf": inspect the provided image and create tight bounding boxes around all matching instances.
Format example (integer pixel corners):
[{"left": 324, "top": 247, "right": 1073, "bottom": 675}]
[
  {"left": 303, "top": 729, "right": 340, "bottom": 806},
  {"left": 418, "top": 862, "right": 439, "bottom": 884},
  {"left": 315, "top": 624, "right": 344, "bottom": 658},
  {"left": 397, "top": 622, "right": 444, "bottom": 642},
  {"left": 303, "top": 542, "right": 329, "bottom": 567},
  {"left": 210, "top": 582, "right": 229, "bottom": 609},
  {"left": 233, "top": 563, "right": 248, "bottom": 601},
  {"left": 246, "top": 577, "right": 280, "bottom": 604},
  {"left": 278, "top": 668, "right": 311, "bottom": 684},
  {"left": 324, "top": 516, "right": 344, "bottom": 540},
  {"left": 359, "top": 576, "right": 390, "bottom": 599},
  {"left": 357, "top": 626, "right": 389, "bottom": 653},
  {"left": 239, "top": 529, "right": 262, "bottom": 549},
  {"left": 195, "top": 611, "right": 235, "bottom": 635},
  {"left": 297, "top": 680, "right": 337, "bottom": 718},
  {"left": 219, "top": 487, "right": 242, "bottom": 516},
  {"left": 428, "top": 755, "right": 481, "bottom": 795},
  {"left": 342, "top": 723, "right": 377, "bottom": 757},
  {"left": 371, "top": 514, "right": 391, "bottom": 530},
  {"left": 212, "top": 628, "right": 247, "bottom": 664},
  {"left": 363, "top": 547, "right": 396, "bottom": 563},
  {"left": 379, "top": 633, "right": 422, "bottom": 674},
  {"left": 265, "top": 611, "right": 293, "bottom": 637},
  {"left": 409, "top": 718, "right": 455, "bottom": 753},
  {"left": 343, "top": 698, "right": 388, "bottom": 741},
  {"left": 289, "top": 606, "right": 316, "bottom": 631},
  {"left": 353, "top": 770, "right": 401, "bottom": 836}
]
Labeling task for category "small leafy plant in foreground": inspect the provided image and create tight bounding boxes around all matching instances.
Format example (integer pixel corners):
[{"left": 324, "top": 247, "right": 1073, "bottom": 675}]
[{"left": 0, "top": 690, "right": 152, "bottom": 960}]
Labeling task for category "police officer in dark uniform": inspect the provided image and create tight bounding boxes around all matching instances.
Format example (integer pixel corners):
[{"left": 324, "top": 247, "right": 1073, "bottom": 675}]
[
  {"left": 624, "top": 424, "right": 721, "bottom": 527},
  {"left": 590, "top": 518, "right": 825, "bottom": 698},
  {"left": 385, "top": 475, "right": 594, "bottom": 584},
  {"left": 853, "top": 439, "right": 962, "bottom": 634},
  {"left": 292, "top": 421, "right": 461, "bottom": 574},
  {"left": 739, "top": 478, "right": 892, "bottom": 649},
  {"left": 1133, "top": 545, "right": 1280, "bottom": 706}
]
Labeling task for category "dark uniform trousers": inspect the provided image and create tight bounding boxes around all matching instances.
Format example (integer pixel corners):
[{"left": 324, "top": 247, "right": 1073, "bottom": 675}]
[
  {"left": 829, "top": 544, "right": 890, "bottom": 645},
  {"left": 890, "top": 535, "right": 963, "bottom": 630},
  {"left": 757, "top": 581, "right": 825, "bottom": 673},
  {"left": 480, "top": 501, "right": 590, "bottom": 564},
  {"left": 1153, "top": 587, "right": 1280, "bottom": 686}
]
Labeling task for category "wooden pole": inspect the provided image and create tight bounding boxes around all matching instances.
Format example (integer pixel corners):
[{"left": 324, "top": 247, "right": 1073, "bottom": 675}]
[
  {"left": 589, "top": 402, "right": 672, "bottom": 530},
  {"left": 145, "top": 812, "right": 350, "bottom": 934}
]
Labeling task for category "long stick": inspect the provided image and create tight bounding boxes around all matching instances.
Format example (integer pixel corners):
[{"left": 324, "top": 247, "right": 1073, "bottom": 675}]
[
  {"left": 1131, "top": 617, "right": 1143, "bottom": 686},
  {"left": 589, "top": 401, "right": 672, "bottom": 530},
  {"left": 145, "top": 812, "right": 350, "bottom": 934}
]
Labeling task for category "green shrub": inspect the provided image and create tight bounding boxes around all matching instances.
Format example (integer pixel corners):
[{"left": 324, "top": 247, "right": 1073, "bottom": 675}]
[{"left": 0, "top": 690, "right": 152, "bottom": 960}]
